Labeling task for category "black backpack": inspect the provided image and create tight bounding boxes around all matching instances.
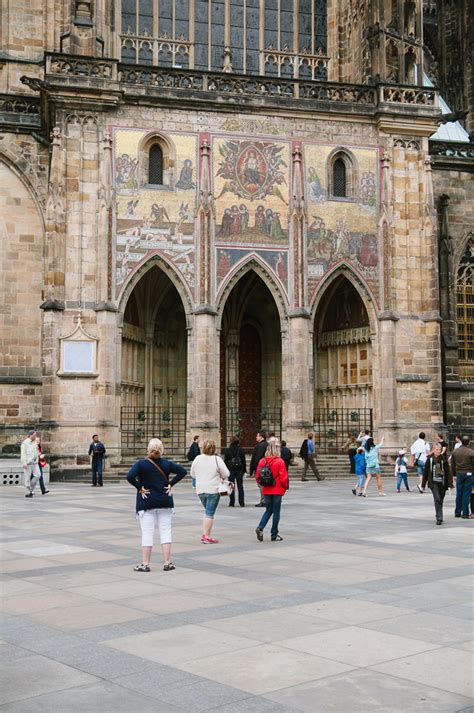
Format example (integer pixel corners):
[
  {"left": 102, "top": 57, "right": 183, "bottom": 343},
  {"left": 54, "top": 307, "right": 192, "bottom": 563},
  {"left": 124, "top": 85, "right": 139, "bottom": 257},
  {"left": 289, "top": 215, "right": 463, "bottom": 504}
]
[
  {"left": 257, "top": 459, "right": 275, "bottom": 486},
  {"left": 230, "top": 455, "right": 242, "bottom": 469}
]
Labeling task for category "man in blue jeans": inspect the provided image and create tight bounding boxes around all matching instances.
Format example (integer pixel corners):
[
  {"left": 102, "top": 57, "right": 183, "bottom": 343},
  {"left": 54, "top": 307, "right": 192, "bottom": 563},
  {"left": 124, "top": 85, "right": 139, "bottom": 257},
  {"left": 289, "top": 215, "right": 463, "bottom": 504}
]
[
  {"left": 451, "top": 435, "right": 474, "bottom": 519},
  {"left": 88, "top": 434, "right": 106, "bottom": 487}
]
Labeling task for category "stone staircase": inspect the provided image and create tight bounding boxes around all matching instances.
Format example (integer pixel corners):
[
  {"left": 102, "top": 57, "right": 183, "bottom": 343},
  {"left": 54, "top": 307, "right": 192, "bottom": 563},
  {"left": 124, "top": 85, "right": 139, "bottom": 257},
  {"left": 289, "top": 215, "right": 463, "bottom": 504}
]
[{"left": 52, "top": 453, "right": 355, "bottom": 483}]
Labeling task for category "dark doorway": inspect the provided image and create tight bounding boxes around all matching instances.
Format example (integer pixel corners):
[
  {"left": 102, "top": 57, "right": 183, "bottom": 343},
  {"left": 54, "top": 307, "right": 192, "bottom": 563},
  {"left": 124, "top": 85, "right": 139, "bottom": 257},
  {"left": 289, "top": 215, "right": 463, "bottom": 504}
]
[
  {"left": 220, "top": 269, "right": 282, "bottom": 450},
  {"left": 238, "top": 324, "right": 262, "bottom": 445}
]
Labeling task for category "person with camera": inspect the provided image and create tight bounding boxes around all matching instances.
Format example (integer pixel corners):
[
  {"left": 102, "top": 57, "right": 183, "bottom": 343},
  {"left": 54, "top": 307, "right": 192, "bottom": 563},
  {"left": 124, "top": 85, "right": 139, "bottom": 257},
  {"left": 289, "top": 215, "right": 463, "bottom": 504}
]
[{"left": 255, "top": 439, "right": 289, "bottom": 542}]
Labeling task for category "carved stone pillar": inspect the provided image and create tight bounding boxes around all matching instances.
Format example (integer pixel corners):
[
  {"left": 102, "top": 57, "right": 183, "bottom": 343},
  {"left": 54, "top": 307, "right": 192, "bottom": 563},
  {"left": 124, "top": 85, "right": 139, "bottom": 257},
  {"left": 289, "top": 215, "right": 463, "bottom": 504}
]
[
  {"left": 283, "top": 143, "right": 312, "bottom": 446},
  {"left": 188, "top": 311, "right": 220, "bottom": 444},
  {"left": 96, "top": 131, "right": 114, "bottom": 308},
  {"left": 284, "top": 315, "right": 313, "bottom": 446},
  {"left": 290, "top": 143, "right": 307, "bottom": 311},
  {"left": 196, "top": 137, "right": 214, "bottom": 308},
  {"left": 44, "top": 127, "right": 66, "bottom": 308}
]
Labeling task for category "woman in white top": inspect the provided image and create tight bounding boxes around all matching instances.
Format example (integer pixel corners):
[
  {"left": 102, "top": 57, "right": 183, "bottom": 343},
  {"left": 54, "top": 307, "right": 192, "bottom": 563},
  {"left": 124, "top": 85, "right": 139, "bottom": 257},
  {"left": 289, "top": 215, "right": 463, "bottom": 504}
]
[{"left": 191, "top": 440, "right": 230, "bottom": 544}]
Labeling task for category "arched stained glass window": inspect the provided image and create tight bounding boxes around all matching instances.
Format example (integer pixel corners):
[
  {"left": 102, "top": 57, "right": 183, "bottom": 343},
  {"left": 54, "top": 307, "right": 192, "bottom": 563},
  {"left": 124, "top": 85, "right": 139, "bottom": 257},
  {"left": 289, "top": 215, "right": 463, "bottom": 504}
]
[
  {"left": 456, "top": 239, "right": 474, "bottom": 379},
  {"left": 333, "top": 159, "right": 347, "bottom": 198},
  {"left": 149, "top": 144, "right": 164, "bottom": 185},
  {"left": 120, "top": 1, "right": 328, "bottom": 77}
]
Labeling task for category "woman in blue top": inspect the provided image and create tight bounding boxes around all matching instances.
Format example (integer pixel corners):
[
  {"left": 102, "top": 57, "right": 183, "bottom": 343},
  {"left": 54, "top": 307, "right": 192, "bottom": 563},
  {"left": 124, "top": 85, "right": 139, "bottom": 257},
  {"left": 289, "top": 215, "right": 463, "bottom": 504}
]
[
  {"left": 361, "top": 436, "right": 385, "bottom": 497},
  {"left": 127, "top": 438, "right": 187, "bottom": 572}
]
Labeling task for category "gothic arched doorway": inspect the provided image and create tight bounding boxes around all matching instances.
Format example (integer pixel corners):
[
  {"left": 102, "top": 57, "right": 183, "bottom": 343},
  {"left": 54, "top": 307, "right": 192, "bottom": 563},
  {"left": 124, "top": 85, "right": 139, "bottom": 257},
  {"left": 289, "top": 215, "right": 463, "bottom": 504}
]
[
  {"left": 313, "top": 275, "right": 373, "bottom": 450},
  {"left": 220, "top": 270, "right": 282, "bottom": 449},
  {"left": 120, "top": 265, "right": 187, "bottom": 454}
]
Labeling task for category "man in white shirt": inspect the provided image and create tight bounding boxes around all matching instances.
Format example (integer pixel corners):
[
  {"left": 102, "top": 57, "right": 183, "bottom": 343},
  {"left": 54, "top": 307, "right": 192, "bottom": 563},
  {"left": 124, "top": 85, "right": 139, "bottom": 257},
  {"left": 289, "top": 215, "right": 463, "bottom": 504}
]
[
  {"left": 21, "top": 430, "right": 39, "bottom": 498},
  {"left": 410, "top": 431, "right": 431, "bottom": 494}
]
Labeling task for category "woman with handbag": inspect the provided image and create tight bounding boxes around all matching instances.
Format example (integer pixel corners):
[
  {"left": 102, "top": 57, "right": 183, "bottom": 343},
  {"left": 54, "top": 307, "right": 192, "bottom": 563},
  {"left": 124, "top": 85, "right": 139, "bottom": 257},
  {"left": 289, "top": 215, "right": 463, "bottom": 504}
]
[
  {"left": 190, "top": 439, "right": 230, "bottom": 544},
  {"left": 422, "top": 442, "right": 453, "bottom": 525},
  {"left": 127, "top": 438, "right": 187, "bottom": 572},
  {"left": 224, "top": 435, "right": 246, "bottom": 507},
  {"left": 255, "top": 439, "right": 289, "bottom": 542}
]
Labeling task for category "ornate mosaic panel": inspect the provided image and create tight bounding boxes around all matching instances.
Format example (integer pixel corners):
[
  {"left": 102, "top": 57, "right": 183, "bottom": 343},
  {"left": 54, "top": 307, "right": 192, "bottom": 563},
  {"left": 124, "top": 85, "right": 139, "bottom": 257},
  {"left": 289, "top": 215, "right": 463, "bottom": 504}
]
[
  {"left": 213, "top": 136, "right": 291, "bottom": 246},
  {"left": 113, "top": 128, "right": 198, "bottom": 296},
  {"left": 304, "top": 144, "right": 379, "bottom": 299}
]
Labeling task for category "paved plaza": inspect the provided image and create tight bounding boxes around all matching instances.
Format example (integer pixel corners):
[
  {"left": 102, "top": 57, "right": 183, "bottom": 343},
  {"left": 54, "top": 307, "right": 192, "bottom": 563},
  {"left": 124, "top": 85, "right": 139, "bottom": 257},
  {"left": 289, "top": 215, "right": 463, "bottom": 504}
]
[{"left": 1, "top": 477, "right": 473, "bottom": 712}]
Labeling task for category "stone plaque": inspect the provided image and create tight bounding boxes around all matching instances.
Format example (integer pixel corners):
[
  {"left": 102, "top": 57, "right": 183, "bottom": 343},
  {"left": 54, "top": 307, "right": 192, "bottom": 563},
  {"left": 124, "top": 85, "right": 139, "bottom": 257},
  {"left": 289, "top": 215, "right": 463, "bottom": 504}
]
[{"left": 63, "top": 341, "right": 94, "bottom": 373}]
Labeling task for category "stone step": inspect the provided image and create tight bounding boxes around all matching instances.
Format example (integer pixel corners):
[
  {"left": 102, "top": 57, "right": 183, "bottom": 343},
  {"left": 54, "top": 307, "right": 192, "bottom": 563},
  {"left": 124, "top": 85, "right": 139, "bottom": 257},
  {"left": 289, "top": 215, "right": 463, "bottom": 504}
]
[{"left": 52, "top": 454, "right": 399, "bottom": 483}]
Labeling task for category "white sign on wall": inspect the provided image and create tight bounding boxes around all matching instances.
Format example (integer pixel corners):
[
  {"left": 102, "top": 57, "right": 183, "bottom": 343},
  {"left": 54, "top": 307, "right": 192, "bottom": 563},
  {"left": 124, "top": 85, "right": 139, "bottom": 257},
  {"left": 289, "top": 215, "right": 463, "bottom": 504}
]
[{"left": 58, "top": 315, "right": 98, "bottom": 377}]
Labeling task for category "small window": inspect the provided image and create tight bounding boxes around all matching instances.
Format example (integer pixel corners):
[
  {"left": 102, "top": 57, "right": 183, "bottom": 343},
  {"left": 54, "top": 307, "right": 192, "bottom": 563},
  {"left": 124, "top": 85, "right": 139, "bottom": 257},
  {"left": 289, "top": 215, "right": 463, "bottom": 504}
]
[
  {"left": 148, "top": 144, "right": 163, "bottom": 185},
  {"left": 333, "top": 159, "right": 346, "bottom": 198}
]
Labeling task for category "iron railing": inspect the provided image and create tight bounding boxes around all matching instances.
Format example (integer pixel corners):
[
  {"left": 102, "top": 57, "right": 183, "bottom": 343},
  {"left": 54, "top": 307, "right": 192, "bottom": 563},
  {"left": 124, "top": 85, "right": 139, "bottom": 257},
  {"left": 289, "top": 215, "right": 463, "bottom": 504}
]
[
  {"left": 444, "top": 426, "right": 474, "bottom": 450},
  {"left": 121, "top": 406, "right": 186, "bottom": 456},
  {"left": 313, "top": 408, "right": 373, "bottom": 452},
  {"left": 222, "top": 407, "right": 282, "bottom": 451}
]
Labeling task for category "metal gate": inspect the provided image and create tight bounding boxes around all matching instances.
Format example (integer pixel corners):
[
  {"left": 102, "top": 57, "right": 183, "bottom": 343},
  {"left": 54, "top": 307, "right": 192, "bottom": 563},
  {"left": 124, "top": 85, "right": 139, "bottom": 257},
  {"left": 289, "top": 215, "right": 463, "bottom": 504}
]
[
  {"left": 222, "top": 407, "right": 282, "bottom": 450},
  {"left": 313, "top": 408, "right": 373, "bottom": 452},
  {"left": 121, "top": 407, "right": 187, "bottom": 456}
]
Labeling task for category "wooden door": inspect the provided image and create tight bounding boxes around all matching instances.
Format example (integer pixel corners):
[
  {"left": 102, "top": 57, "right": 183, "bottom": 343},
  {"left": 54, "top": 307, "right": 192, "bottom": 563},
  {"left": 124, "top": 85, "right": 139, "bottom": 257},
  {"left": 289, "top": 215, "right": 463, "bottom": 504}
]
[{"left": 238, "top": 324, "right": 261, "bottom": 447}]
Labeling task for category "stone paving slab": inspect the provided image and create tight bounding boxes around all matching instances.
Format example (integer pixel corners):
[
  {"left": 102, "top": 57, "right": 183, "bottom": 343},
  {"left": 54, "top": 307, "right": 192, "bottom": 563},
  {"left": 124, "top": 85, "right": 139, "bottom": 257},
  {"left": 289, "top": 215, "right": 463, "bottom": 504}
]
[{"left": 1, "top": 479, "right": 473, "bottom": 711}]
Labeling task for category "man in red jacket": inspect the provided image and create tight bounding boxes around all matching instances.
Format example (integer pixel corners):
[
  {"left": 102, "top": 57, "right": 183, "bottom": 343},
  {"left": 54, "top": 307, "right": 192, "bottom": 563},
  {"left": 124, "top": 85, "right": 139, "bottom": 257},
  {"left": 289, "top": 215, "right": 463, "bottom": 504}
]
[{"left": 255, "top": 439, "right": 289, "bottom": 542}]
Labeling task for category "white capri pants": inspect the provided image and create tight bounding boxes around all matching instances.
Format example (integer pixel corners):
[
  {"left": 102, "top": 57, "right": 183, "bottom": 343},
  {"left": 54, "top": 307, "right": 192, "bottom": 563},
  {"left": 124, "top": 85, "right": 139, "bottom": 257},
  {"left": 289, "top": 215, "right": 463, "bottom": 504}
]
[{"left": 138, "top": 508, "right": 173, "bottom": 547}]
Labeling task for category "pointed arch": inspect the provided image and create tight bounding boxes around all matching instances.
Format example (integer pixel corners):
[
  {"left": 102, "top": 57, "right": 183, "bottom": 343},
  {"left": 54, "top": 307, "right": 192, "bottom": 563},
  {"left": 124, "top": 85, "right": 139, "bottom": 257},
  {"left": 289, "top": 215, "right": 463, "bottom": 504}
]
[
  {"left": 118, "top": 253, "right": 193, "bottom": 324},
  {"left": 326, "top": 147, "right": 359, "bottom": 201},
  {"left": 309, "top": 264, "right": 378, "bottom": 333},
  {"left": 216, "top": 254, "right": 289, "bottom": 330},
  {"left": 454, "top": 231, "right": 474, "bottom": 278},
  {"left": 0, "top": 150, "right": 46, "bottom": 227}
]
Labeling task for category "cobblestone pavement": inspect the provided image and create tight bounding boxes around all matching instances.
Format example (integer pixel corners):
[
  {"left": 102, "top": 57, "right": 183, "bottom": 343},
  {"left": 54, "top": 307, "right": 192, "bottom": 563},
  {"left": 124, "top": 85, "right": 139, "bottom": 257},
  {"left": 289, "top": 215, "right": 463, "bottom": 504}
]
[{"left": 1, "top": 477, "right": 473, "bottom": 712}]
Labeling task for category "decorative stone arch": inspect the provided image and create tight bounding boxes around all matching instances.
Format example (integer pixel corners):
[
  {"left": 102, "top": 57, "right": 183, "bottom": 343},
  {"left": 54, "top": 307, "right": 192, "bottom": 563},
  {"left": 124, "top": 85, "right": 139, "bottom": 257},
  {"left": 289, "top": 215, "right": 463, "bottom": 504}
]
[
  {"left": 137, "top": 130, "right": 177, "bottom": 190},
  {"left": 0, "top": 147, "right": 47, "bottom": 224},
  {"left": 216, "top": 255, "right": 289, "bottom": 331},
  {"left": 453, "top": 231, "right": 474, "bottom": 279},
  {"left": 118, "top": 253, "right": 193, "bottom": 326},
  {"left": 309, "top": 264, "right": 378, "bottom": 335},
  {"left": 326, "top": 147, "right": 359, "bottom": 201}
]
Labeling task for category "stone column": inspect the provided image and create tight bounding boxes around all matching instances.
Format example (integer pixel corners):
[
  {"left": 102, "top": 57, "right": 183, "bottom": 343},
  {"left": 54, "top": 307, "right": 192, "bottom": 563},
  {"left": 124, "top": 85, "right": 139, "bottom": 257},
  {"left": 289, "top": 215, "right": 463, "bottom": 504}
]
[
  {"left": 284, "top": 315, "right": 313, "bottom": 446},
  {"left": 94, "top": 305, "right": 121, "bottom": 464},
  {"left": 187, "top": 136, "right": 220, "bottom": 444},
  {"left": 188, "top": 309, "right": 220, "bottom": 444},
  {"left": 284, "top": 142, "right": 312, "bottom": 446}
]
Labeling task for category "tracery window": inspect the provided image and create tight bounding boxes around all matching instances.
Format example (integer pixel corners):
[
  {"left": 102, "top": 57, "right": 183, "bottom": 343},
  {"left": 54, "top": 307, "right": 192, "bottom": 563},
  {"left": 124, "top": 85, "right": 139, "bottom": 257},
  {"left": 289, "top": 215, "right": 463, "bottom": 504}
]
[
  {"left": 328, "top": 150, "right": 357, "bottom": 201},
  {"left": 120, "top": 0, "right": 328, "bottom": 78},
  {"left": 148, "top": 144, "right": 164, "bottom": 185},
  {"left": 456, "top": 240, "right": 474, "bottom": 380},
  {"left": 332, "top": 159, "right": 346, "bottom": 198}
]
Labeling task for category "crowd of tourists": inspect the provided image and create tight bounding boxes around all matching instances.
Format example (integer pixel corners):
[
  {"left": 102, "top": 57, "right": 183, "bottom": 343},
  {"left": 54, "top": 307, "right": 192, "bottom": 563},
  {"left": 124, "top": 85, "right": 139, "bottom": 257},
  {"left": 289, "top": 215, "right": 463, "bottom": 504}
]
[
  {"left": 19, "top": 425, "right": 473, "bottom": 574},
  {"left": 346, "top": 429, "right": 474, "bottom": 525}
]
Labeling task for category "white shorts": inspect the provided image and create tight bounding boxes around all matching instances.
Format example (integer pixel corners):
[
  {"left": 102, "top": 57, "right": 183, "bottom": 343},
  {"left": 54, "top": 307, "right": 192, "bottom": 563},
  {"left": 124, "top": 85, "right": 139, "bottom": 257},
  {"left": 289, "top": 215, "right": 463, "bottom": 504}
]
[{"left": 138, "top": 508, "right": 173, "bottom": 547}]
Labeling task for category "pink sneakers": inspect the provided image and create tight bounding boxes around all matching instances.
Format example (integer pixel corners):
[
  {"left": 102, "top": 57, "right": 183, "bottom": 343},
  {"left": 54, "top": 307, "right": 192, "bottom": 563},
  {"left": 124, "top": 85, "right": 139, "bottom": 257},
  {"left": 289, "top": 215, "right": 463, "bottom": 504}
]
[{"left": 201, "top": 535, "right": 219, "bottom": 544}]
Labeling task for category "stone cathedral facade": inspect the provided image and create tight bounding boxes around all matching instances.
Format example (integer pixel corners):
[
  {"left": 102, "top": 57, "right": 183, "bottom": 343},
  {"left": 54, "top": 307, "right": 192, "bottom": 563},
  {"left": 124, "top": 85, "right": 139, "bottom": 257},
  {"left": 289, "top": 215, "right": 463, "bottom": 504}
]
[{"left": 0, "top": 0, "right": 472, "bottom": 474}]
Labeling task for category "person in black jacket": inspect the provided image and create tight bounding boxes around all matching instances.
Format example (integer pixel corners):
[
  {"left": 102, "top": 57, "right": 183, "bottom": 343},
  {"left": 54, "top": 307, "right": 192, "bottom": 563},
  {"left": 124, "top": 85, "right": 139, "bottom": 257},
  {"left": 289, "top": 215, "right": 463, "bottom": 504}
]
[
  {"left": 224, "top": 436, "right": 246, "bottom": 507},
  {"left": 280, "top": 440, "right": 293, "bottom": 473},
  {"left": 422, "top": 443, "right": 453, "bottom": 525},
  {"left": 187, "top": 434, "right": 200, "bottom": 488},
  {"left": 88, "top": 434, "right": 106, "bottom": 487},
  {"left": 127, "top": 438, "right": 187, "bottom": 572},
  {"left": 249, "top": 431, "right": 267, "bottom": 507}
]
